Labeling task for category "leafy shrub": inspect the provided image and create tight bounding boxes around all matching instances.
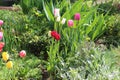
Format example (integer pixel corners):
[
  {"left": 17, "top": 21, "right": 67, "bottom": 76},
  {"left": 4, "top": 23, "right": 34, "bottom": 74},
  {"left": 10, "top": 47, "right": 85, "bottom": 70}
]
[
  {"left": 95, "top": 0, "right": 120, "bottom": 47},
  {"left": 103, "top": 14, "right": 120, "bottom": 47},
  {"left": 0, "top": 9, "right": 27, "bottom": 52},
  {"left": 19, "top": 0, "right": 43, "bottom": 13},
  {"left": 56, "top": 42, "right": 120, "bottom": 80},
  {"left": 19, "top": 8, "right": 50, "bottom": 57},
  {"left": 97, "top": 0, "right": 120, "bottom": 15},
  {"left": 0, "top": 7, "right": 51, "bottom": 57}
]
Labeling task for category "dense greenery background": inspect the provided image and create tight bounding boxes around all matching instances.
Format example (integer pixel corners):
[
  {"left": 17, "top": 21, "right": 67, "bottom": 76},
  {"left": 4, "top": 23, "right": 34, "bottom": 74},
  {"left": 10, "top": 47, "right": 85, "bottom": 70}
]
[{"left": 0, "top": 0, "right": 120, "bottom": 80}]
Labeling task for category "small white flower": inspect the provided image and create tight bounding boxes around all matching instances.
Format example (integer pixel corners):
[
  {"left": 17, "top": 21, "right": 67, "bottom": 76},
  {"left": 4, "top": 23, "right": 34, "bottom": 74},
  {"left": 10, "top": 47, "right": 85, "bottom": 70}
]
[
  {"left": 48, "top": 31, "right": 51, "bottom": 37},
  {"left": 61, "top": 18, "right": 66, "bottom": 24},
  {"left": 54, "top": 8, "right": 60, "bottom": 17},
  {"left": 56, "top": 16, "right": 60, "bottom": 22}
]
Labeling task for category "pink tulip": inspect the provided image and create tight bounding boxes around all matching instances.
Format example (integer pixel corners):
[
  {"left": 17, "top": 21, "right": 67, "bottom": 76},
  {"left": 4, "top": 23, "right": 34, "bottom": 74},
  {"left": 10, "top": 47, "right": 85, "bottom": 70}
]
[
  {"left": 0, "top": 32, "right": 3, "bottom": 40},
  {"left": 0, "top": 20, "right": 3, "bottom": 26},
  {"left": 54, "top": 8, "right": 60, "bottom": 17},
  {"left": 74, "top": 13, "right": 80, "bottom": 20},
  {"left": 19, "top": 50, "right": 26, "bottom": 58},
  {"left": 68, "top": 20, "right": 74, "bottom": 27}
]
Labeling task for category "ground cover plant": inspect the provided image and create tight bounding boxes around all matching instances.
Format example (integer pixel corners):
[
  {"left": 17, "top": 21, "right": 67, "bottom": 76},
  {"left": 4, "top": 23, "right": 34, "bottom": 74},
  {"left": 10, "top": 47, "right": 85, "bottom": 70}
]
[{"left": 0, "top": 0, "right": 120, "bottom": 80}]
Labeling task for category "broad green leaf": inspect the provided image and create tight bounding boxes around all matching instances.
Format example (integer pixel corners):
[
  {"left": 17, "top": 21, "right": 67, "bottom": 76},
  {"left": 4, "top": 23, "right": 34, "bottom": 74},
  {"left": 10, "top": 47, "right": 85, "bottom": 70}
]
[
  {"left": 42, "top": 0, "right": 54, "bottom": 21},
  {"left": 62, "top": 0, "right": 83, "bottom": 19},
  {"left": 86, "top": 13, "right": 99, "bottom": 35},
  {"left": 92, "top": 15, "right": 105, "bottom": 40}
]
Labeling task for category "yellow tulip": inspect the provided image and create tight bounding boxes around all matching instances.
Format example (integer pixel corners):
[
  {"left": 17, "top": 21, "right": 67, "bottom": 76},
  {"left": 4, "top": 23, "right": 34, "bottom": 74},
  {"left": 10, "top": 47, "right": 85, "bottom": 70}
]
[
  {"left": 2, "top": 52, "right": 9, "bottom": 61},
  {"left": 6, "top": 61, "right": 13, "bottom": 69}
]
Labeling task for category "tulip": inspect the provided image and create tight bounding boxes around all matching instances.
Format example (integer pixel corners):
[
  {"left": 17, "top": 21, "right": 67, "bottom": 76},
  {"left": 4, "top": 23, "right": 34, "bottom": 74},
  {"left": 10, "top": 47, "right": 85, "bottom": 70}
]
[
  {"left": 19, "top": 50, "right": 26, "bottom": 58},
  {"left": 0, "top": 42, "right": 5, "bottom": 48},
  {"left": 0, "top": 42, "right": 5, "bottom": 52},
  {"left": 6, "top": 61, "right": 13, "bottom": 69},
  {"left": 54, "top": 8, "right": 60, "bottom": 17},
  {"left": 61, "top": 18, "right": 66, "bottom": 24},
  {"left": 56, "top": 16, "right": 60, "bottom": 22},
  {"left": 0, "top": 48, "right": 2, "bottom": 52},
  {"left": 54, "top": 34, "right": 60, "bottom": 41},
  {"left": 2, "top": 52, "right": 9, "bottom": 61},
  {"left": 74, "top": 13, "right": 80, "bottom": 20},
  {"left": 0, "top": 32, "right": 3, "bottom": 40},
  {"left": 48, "top": 31, "right": 52, "bottom": 37},
  {"left": 0, "top": 20, "right": 3, "bottom": 26},
  {"left": 68, "top": 20, "right": 74, "bottom": 27},
  {"left": 51, "top": 31, "right": 58, "bottom": 37},
  {"left": 51, "top": 31, "right": 60, "bottom": 41}
]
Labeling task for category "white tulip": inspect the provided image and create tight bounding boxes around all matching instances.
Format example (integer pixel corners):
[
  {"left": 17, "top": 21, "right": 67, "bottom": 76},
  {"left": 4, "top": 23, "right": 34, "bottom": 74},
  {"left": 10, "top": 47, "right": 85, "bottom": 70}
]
[
  {"left": 48, "top": 31, "right": 51, "bottom": 37},
  {"left": 61, "top": 18, "right": 66, "bottom": 24},
  {"left": 56, "top": 16, "right": 61, "bottom": 22}
]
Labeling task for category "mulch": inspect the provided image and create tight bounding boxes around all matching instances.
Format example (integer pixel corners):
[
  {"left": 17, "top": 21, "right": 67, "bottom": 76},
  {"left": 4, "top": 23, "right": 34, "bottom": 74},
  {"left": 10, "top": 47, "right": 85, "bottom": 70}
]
[
  {"left": 0, "top": 6, "right": 19, "bottom": 11},
  {"left": 0, "top": 6, "right": 13, "bottom": 10}
]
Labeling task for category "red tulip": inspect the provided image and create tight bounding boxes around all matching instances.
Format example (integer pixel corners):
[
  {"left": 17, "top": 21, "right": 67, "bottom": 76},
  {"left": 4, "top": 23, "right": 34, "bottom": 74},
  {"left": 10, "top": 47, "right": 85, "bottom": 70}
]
[
  {"left": 51, "top": 31, "right": 57, "bottom": 37},
  {"left": 54, "top": 34, "right": 60, "bottom": 41},
  {"left": 51, "top": 31, "right": 60, "bottom": 41}
]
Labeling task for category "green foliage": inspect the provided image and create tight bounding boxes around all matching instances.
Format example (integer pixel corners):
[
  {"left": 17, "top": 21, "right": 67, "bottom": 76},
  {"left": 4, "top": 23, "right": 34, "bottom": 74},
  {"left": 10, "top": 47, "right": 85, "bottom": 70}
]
[
  {"left": 102, "top": 14, "right": 120, "bottom": 47},
  {"left": 43, "top": 0, "right": 107, "bottom": 41},
  {"left": 56, "top": 42, "right": 120, "bottom": 80},
  {"left": 40, "top": 0, "right": 120, "bottom": 79},
  {"left": 0, "top": 9, "right": 27, "bottom": 52},
  {"left": 96, "top": 0, "right": 120, "bottom": 47},
  {"left": 0, "top": 7, "right": 50, "bottom": 56},
  {"left": 41, "top": 0, "right": 109, "bottom": 79},
  {"left": 97, "top": 0, "right": 120, "bottom": 15},
  {"left": 19, "top": 8, "right": 50, "bottom": 56},
  {"left": 47, "top": 40, "right": 60, "bottom": 77},
  {"left": 0, "top": 53, "right": 42, "bottom": 80},
  {"left": 0, "top": 0, "right": 120, "bottom": 80},
  {"left": 19, "top": 0, "right": 43, "bottom": 13}
]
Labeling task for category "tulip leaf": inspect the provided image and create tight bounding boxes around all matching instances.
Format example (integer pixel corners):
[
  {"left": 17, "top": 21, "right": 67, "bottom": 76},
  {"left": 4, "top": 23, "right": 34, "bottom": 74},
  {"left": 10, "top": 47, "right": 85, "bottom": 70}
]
[{"left": 42, "top": 0, "right": 54, "bottom": 22}]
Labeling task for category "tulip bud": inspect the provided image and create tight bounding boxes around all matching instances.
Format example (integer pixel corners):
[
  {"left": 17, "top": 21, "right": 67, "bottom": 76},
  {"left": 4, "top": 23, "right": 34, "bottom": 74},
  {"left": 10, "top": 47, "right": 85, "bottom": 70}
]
[
  {"left": 19, "top": 50, "right": 26, "bottom": 58},
  {"left": 74, "top": 13, "right": 80, "bottom": 20},
  {"left": 54, "top": 8, "right": 60, "bottom": 17},
  {"left": 61, "top": 18, "right": 66, "bottom": 24},
  {"left": 6, "top": 61, "right": 13, "bottom": 69},
  {"left": 68, "top": 20, "right": 74, "bottom": 27},
  {"left": 0, "top": 20, "right": 3, "bottom": 26}
]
